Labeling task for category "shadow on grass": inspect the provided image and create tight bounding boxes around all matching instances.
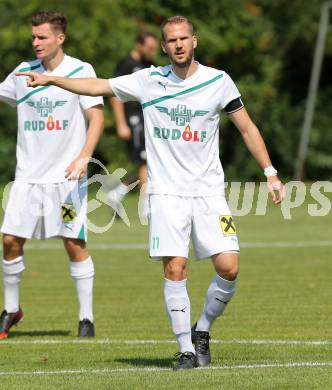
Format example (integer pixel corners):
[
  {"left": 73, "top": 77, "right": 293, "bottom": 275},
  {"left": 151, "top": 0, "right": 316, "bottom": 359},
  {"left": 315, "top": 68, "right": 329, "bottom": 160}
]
[
  {"left": 115, "top": 357, "right": 173, "bottom": 368},
  {"left": 9, "top": 330, "right": 71, "bottom": 337}
]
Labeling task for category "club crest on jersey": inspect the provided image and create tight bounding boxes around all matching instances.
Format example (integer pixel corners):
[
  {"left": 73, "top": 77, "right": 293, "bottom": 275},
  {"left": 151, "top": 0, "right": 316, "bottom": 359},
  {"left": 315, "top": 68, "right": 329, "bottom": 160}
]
[
  {"left": 26, "top": 97, "right": 67, "bottom": 117},
  {"left": 156, "top": 104, "right": 208, "bottom": 126},
  {"left": 24, "top": 97, "right": 69, "bottom": 131}
]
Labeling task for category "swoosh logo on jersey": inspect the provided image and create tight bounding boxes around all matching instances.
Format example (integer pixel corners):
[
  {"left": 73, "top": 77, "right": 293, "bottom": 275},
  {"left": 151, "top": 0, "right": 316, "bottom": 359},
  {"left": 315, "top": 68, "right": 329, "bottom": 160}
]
[{"left": 158, "top": 81, "right": 167, "bottom": 90}]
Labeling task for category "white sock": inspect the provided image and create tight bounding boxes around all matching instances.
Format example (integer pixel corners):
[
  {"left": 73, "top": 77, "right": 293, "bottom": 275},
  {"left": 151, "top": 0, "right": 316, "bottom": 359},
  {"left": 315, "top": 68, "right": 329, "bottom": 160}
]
[
  {"left": 70, "top": 257, "right": 94, "bottom": 322},
  {"left": 164, "top": 279, "right": 195, "bottom": 354},
  {"left": 196, "top": 274, "right": 236, "bottom": 332},
  {"left": 2, "top": 256, "right": 25, "bottom": 313},
  {"left": 176, "top": 332, "right": 195, "bottom": 354}
]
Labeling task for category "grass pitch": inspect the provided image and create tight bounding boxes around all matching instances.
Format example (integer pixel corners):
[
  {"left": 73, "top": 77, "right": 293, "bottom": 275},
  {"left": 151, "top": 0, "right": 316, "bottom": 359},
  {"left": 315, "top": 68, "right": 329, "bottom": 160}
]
[{"left": 0, "top": 188, "right": 331, "bottom": 389}]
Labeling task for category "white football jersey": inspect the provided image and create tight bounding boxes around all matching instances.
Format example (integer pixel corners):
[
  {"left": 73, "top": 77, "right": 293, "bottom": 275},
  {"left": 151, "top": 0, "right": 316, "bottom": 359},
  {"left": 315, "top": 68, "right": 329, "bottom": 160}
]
[
  {"left": 0, "top": 55, "right": 103, "bottom": 183},
  {"left": 109, "top": 63, "right": 241, "bottom": 196}
]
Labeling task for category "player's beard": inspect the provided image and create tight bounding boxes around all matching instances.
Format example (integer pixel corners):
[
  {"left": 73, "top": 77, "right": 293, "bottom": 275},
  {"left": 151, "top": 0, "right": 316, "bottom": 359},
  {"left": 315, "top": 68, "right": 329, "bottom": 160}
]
[{"left": 172, "top": 47, "right": 194, "bottom": 68}]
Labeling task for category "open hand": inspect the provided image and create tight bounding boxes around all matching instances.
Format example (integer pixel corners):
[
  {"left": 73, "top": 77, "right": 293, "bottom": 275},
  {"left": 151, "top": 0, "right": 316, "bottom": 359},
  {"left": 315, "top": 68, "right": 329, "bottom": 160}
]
[{"left": 65, "top": 157, "right": 90, "bottom": 181}]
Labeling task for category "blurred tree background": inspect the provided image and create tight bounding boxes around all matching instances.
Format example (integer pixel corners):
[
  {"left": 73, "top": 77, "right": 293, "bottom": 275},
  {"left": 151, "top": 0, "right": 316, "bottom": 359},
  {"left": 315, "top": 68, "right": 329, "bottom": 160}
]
[{"left": 0, "top": 0, "right": 331, "bottom": 183}]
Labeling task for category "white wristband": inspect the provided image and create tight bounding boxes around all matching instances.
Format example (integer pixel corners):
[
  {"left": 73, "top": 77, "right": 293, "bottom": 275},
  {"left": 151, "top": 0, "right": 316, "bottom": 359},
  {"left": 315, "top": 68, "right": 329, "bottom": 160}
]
[{"left": 264, "top": 166, "right": 278, "bottom": 177}]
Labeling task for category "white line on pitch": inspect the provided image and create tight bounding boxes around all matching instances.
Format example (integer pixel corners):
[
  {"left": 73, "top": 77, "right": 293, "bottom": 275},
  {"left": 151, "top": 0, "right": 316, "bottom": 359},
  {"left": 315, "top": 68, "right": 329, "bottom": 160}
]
[
  {"left": 3, "top": 239, "right": 331, "bottom": 251},
  {"left": 1, "top": 339, "right": 332, "bottom": 346},
  {"left": 0, "top": 361, "right": 331, "bottom": 376},
  {"left": 241, "top": 240, "right": 332, "bottom": 248}
]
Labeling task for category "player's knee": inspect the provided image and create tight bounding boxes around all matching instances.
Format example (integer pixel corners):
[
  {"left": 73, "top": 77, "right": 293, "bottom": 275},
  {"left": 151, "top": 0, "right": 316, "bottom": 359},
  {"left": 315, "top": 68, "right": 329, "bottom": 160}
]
[
  {"left": 63, "top": 238, "right": 87, "bottom": 260},
  {"left": 214, "top": 253, "right": 239, "bottom": 281},
  {"left": 2, "top": 234, "right": 24, "bottom": 254},
  {"left": 217, "top": 266, "right": 239, "bottom": 281},
  {"left": 64, "top": 238, "right": 85, "bottom": 249},
  {"left": 164, "top": 261, "right": 187, "bottom": 280}
]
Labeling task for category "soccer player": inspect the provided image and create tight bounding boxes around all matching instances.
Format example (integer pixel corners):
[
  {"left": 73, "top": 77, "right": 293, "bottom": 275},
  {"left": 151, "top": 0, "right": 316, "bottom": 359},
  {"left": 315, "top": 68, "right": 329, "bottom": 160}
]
[
  {"left": 0, "top": 11, "right": 104, "bottom": 339},
  {"left": 108, "top": 31, "right": 158, "bottom": 217},
  {"left": 18, "top": 16, "right": 285, "bottom": 369}
]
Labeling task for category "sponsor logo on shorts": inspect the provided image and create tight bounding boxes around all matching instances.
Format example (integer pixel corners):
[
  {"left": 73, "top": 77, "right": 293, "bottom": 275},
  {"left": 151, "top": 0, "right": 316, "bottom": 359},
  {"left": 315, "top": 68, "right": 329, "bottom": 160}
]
[
  {"left": 62, "top": 203, "right": 76, "bottom": 223},
  {"left": 219, "top": 215, "right": 237, "bottom": 236},
  {"left": 24, "top": 97, "right": 69, "bottom": 131}
]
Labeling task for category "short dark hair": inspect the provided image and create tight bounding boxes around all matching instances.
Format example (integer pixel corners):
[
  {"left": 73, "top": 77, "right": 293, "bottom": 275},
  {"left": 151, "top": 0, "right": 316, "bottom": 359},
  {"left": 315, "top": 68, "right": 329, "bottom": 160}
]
[
  {"left": 136, "top": 31, "right": 158, "bottom": 44},
  {"left": 32, "top": 11, "right": 67, "bottom": 33},
  {"left": 160, "top": 16, "right": 194, "bottom": 41}
]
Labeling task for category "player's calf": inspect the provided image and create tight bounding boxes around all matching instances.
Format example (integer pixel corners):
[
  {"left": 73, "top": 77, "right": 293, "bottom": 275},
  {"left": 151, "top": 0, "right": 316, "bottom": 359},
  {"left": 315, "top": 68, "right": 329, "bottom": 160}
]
[
  {"left": 164, "top": 278, "right": 198, "bottom": 370},
  {"left": 193, "top": 273, "right": 237, "bottom": 366},
  {"left": 70, "top": 257, "right": 95, "bottom": 337}
]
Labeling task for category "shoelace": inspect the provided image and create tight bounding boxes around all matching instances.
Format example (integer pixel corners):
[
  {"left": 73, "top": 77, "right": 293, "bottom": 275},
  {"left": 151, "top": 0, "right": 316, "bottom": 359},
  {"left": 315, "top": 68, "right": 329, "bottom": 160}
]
[
  {"left": 174, "top": 351, "right": 194, "bottom": 361},
  {"left": 196, "top": 334, "right": 211, "bottom": 355}
]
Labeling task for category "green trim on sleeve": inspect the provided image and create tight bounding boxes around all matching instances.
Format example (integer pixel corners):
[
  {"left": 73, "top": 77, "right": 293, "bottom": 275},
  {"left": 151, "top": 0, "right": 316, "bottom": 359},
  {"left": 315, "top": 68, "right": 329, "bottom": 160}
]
[
  {"left": 142, "top": 73, "right": 223, "bottom": 109},
  {"left": 16, "top": 65, "right": 84, "bottom": 105},
  {"left": 18, "top": 63, "right": 42, "bottom": 72}
]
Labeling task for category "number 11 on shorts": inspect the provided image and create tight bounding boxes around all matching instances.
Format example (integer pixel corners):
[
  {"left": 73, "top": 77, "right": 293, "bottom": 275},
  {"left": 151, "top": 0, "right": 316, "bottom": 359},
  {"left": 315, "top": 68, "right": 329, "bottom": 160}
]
[{"left": 152, "top": 236, "right": 160, "bottom": 249}]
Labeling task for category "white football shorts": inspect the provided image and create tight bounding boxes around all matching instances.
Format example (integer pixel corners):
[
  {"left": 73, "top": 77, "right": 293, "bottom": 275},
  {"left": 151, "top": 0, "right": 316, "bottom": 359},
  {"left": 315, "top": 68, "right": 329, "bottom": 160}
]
[
  {"left": 149, "top": 194, "right": 239, "bottom": 260},
  {"left": 1, "top": 180, "right": 87, "bottom": 241}
]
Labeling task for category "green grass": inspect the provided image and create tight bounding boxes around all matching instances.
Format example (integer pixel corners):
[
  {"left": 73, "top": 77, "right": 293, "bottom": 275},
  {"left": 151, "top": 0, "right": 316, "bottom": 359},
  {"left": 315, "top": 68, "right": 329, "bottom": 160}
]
[{"left": 0, "top": 189, "right": 332, "bottom": 389}]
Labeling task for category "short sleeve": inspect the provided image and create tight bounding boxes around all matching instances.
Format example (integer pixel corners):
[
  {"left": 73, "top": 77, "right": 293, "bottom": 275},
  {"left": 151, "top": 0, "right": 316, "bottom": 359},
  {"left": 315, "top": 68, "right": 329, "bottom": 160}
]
[
  {"left": 0, "top": 71, "right": 17, "bottom": 107},
  {"left": 219, "top": 72, "right": 241, "bottom": 110},
  {"left": 78, "top": 63, "right": 104, "bottom": 110},
  {"left": 108, "top": 69, "right": 147, "bottom": 103}
]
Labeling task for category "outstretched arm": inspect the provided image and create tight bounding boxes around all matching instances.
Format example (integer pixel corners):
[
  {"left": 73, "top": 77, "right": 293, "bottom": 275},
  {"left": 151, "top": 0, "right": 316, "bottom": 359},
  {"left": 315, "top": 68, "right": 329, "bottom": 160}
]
[
  {"left": 16, "top": 71, "right": 114, "bottom": 97},
  {"left": 228, "top": 107, "right": 285, "bottom": 204}
]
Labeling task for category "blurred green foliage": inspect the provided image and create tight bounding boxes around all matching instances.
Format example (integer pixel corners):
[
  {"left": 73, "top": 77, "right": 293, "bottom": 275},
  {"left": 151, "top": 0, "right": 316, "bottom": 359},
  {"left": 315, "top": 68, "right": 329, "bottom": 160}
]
[{"left": 0, "top": 0, "right": 331, "bottom": 182}]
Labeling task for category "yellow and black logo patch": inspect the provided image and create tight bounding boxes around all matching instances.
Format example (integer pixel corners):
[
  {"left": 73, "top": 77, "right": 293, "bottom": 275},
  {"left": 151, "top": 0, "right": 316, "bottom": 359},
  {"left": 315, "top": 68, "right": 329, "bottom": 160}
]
[
  {"left": 62, "top": 203, "right": 76, "bottom": 222},
  {"left": 219, "top": 215, "right": 237, "bottom": 236}
]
